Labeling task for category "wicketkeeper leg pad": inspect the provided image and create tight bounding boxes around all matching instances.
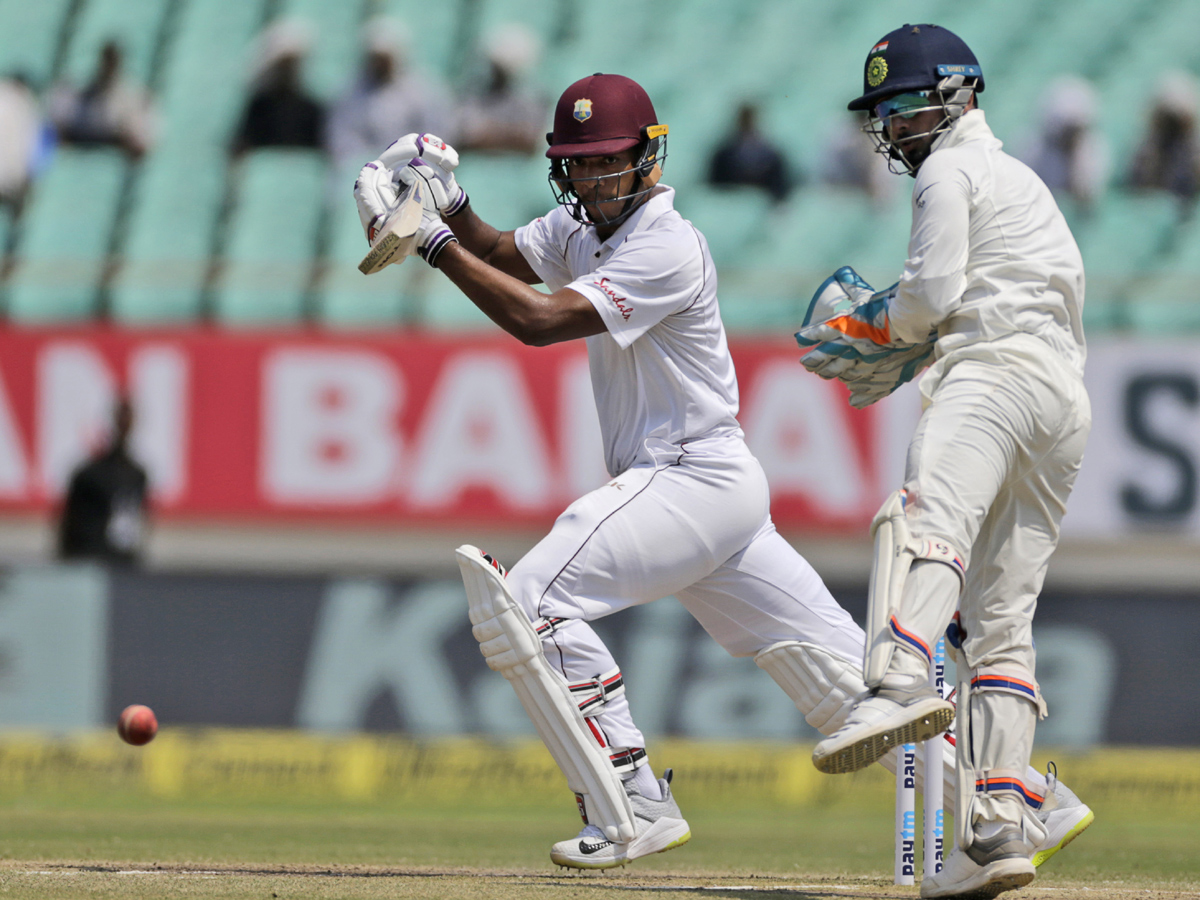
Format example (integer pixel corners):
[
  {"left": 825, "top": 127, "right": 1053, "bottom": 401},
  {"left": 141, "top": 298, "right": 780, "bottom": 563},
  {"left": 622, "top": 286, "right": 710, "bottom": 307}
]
[
  {"left": 755, "top": 641, "right": 868, "bottom": 735},
  {"left": 456, "top": 544, "right": 636, "bottom": 843},
  {"left": 864, "top": 490, "right": 965, "bottom": 686},
  {"left": 955, "top": 659, "right": 1047, "bottom": 852}
]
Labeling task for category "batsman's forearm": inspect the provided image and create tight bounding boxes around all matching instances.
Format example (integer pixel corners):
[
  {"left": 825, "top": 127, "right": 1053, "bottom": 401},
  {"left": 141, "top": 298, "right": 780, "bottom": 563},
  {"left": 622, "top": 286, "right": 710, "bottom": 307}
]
[
  {"left": 437, "top": 244, "right": 572, "bottom": 345},
  {"left": 443, "top": 205, "right": 504, "bottom": 261}
]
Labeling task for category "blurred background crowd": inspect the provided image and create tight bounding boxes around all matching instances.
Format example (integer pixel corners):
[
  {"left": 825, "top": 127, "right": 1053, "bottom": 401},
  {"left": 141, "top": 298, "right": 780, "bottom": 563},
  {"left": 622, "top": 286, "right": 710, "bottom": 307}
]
[{"left": 0, "top": 0, "right": 1198, "bottom": 335}]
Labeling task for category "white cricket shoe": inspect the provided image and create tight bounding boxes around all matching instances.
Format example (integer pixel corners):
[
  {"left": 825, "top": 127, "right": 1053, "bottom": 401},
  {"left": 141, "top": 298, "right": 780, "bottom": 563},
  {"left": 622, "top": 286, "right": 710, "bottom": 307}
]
[
  {"left": 921, "top": 823, "right": 1037, "bottom": 899},
  {"left": 812, "top": 683, "right": 954, "bottom": 774},
  {"left": 550, "top": 769, "right": 691, "bottom": 870},
  {"left": 1031, "top": 765, "right": 1094, "bottom": 867}
]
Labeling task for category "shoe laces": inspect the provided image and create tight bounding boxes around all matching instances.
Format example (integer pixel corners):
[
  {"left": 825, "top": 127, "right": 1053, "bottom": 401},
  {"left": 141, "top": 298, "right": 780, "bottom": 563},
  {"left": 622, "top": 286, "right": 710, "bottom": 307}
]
[
  {"left": 1045, "top": 760, "right": 1059, "bottom": 792},
  {"left": 576, "top": 824, "right": 606, "bottom": 841}
]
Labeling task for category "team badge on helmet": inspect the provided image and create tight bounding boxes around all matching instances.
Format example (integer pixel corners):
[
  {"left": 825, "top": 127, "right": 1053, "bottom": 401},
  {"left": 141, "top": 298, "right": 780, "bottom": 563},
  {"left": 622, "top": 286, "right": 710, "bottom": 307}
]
[
  {"left": 573, "top": 99, "right": 593, "bottom": 122},
  {"left": 867, "top": 56, "right": 888, "bottom": 88}
]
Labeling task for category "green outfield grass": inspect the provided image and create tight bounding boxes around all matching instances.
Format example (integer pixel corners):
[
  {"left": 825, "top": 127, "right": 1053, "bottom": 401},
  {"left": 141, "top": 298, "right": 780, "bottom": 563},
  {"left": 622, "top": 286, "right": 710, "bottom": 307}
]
[
  {"left": 0, "top": 789, "right": 1197, "bottom": 899},
  {"left": 0, "top": 737, "right": 1198, "bottom": 898}
]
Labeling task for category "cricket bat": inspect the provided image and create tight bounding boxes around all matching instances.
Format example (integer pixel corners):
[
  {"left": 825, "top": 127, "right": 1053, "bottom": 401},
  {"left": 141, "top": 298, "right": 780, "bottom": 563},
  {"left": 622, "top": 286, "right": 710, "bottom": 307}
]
[{"left": 358, "top": 179, "right": 426, "bottom": 275}]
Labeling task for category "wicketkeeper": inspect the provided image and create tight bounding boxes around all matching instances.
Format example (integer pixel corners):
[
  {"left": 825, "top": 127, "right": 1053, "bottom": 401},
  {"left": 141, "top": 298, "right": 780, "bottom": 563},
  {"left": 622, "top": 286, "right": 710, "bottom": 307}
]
[{"left": 801, "top": 24, "right": 1093, "bottom": 900}]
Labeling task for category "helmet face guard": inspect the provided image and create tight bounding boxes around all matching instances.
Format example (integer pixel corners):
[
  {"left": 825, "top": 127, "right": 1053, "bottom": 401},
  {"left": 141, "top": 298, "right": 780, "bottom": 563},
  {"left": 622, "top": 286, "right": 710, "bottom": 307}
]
[
  {"left": 863, "top": 74, "right": 978, "bottom": 175},
  {"left": 549, "top": 125, "right": 668, "bottom": 227}
]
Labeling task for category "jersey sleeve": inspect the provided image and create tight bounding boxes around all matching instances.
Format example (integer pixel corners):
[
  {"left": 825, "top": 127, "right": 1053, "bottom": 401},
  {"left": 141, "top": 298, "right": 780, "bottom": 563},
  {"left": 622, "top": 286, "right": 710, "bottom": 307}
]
[
  {"left": 513, "top": 209, "right": 575, "bottom": 291},
  {"left": 891, "top": 157, "right": 972, "bottom": 343},
  {"left": 567, "top": 226, "right": 703, "bottom": 349}
]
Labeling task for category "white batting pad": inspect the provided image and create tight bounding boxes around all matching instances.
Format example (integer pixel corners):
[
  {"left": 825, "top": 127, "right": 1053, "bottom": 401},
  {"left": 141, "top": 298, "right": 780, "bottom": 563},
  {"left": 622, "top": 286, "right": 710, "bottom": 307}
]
[
  {"left": 755, "top": 641, "right": 867, "bottom": 735},
  {"left": 456, "top": 544, "right": 635, "bottom": 843},
  {"left": 865, "top": 490, "right": 913, "bottom": 686}
]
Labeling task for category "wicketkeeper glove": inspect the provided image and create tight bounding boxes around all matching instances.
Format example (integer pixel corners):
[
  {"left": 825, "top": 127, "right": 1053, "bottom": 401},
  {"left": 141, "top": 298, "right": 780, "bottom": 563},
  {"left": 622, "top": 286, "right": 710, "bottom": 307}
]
[{"left": 794, "top": 266, "right": 936, "bottom": 408}]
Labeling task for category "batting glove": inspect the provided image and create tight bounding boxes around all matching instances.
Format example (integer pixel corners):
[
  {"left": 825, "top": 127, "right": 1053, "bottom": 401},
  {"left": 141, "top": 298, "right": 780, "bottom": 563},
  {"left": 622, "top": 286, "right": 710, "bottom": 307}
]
[
  {"left": 353, "top": 160, "right": 399, "bottom": 244},
  {"left": 397, "top": 157, "right": 469, "bottom": 217},
  {"left": 415, "top": 205, "right": 458, "bottom": 268},
  {"left": 376, "top": 132, "right": 468, "bottom": 216}
]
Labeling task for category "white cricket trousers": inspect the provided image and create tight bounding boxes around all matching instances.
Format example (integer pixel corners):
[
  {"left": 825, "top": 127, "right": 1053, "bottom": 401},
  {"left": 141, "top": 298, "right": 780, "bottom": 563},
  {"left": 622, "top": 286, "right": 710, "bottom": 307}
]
[
  {"left": 892, "top": 337, "right": 1091, "bottom": 824},
  {"left": 505, "top": 435, "right": 864, "bottom": 754}
]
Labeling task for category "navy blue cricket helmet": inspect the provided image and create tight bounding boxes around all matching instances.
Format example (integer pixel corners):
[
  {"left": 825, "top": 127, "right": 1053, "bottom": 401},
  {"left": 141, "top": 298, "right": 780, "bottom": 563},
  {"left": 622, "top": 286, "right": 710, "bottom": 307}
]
[{"left": 848, "top": 23, "right": 984, "bottom": 112}]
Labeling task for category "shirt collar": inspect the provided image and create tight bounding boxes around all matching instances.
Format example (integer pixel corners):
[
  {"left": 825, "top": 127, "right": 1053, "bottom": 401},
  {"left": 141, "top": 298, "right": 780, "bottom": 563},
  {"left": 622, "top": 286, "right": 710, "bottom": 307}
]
[
  {"left": 595, "top": 185, "right": 676, "bottom": 249},
  {"left": 931, "top": 108, "right": 999, "bottom": 154}
]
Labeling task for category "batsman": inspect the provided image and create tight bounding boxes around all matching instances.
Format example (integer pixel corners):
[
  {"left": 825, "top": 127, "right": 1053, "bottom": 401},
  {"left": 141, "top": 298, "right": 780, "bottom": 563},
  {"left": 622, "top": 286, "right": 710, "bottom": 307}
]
[{"left": 801, "top": 24, "right": 1093, "bottom": 900}]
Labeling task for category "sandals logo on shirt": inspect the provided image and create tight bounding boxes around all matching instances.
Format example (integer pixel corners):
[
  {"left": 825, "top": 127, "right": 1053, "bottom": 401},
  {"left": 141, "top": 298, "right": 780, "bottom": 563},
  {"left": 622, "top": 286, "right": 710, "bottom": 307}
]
[
  {"left": 573, "top": 99, "right": 593, "bottom": 122},
  {"left": 595, "top": 277, "right": 632, "bottom": 320}
]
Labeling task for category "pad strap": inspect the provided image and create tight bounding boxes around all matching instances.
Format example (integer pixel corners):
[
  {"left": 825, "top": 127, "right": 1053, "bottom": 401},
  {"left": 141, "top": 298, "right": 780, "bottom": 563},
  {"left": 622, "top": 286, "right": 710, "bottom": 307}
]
[
  {"left": 975, "top": 767, "right": 1046, "bottom": 810},
  {"left": 971, "top": 663, "right": 1049, "bottom": 719},
  {"left": 568, "top": 666, "right": 626, "bottom": 717}
]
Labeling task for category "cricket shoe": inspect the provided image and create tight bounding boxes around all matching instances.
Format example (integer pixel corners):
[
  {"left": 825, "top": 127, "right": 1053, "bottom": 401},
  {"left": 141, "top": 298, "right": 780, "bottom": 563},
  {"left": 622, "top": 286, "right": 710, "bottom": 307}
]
[
  {"left": 1031, "top": 764, "right": 1094, "bottom": 867},
  {"left": 812, "top": 680, "right": 954, "bottom": 774},
  {"left": 550, "top": 769, "right": 691, "bottom": 870},
  {"left": 921, "top": 823, "right": 1038, "bottom": 900}
]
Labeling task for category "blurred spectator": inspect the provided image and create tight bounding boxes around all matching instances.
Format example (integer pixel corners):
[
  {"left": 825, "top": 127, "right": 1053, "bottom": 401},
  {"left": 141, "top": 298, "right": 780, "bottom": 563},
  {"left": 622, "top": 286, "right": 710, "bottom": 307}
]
[
  {"left": 820, "top": 112, "right": 893, "bottom": 205},
  {"left": 1128, "top": 70, "right": 1200, "bottom": 205},
  {"left": 707, "top": 102, "right": 795, "bottom": 203},
  {"left": 58, "top": 397, "right": 149, "bottom": 566},
  {"left": 0, "top": 73, "right": 49, "bottom": 211},
  {"left": 1022, "top": 75, "right": 1110, "bottom": 216},
  {"left": 49, "top": 41, "right": 156, "bottom": 159},
  {"left": 456, "top": 24, "right": 548, "bottom": 155},
  {"left": 326, "top": 16, "right": 455, "bottom": 172},
  {"left": 233, "top": 18, "right": 324, "bottom": 155}
]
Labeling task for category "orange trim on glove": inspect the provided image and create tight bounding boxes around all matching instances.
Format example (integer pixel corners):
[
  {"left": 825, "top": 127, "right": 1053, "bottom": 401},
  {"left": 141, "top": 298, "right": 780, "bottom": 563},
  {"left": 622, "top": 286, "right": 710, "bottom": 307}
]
[{"left": 824, "top": 313, "right": 891, "bottom": 344}]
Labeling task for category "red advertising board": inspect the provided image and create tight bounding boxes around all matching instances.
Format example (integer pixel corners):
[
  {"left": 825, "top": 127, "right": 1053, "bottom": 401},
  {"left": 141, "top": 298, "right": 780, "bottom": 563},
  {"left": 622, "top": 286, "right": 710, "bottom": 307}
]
[{"left": 0, "top": 327, "right": 903, "bottom": 532}]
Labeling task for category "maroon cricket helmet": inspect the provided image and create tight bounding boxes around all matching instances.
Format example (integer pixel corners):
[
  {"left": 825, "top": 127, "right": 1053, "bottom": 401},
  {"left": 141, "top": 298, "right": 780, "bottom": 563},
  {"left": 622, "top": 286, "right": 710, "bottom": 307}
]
[{"left": 546, "top": 73, "right": 659, "bottom": 159}]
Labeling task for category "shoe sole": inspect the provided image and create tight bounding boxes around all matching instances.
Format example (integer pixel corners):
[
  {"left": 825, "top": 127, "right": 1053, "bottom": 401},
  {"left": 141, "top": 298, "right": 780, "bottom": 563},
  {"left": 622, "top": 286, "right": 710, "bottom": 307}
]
[
  {"left": 550, "top": 819, "right": 691, "bottom": 870},
  {"left": 814, "top": 702, "right": 955, "bottom": 774},
  {"left": 1032, "top": 807, "right": 1095, "bottom": 867},
  {"left": 922, "top": 861, "right": 1035, "bottom": 900}
]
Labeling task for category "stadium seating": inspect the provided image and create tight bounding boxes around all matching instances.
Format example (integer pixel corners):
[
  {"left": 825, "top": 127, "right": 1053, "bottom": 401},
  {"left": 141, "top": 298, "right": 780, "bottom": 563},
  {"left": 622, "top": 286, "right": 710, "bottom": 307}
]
[
  {"left": 316, "top": 162, "right": 418, "bottom": 328},
  {"left": 211, "top": 149, "right": 325, "bottom": 325},
  {"left": 6, "top": 147, "right": 127, "bottom": 322},
  {"left": 2, "top": 0, "right": 1200, "bottom": 333}
]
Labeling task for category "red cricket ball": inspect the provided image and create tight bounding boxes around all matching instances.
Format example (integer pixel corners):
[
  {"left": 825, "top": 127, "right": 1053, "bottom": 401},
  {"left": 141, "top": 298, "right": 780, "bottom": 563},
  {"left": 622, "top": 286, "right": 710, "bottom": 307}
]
[{"left": 117, "top": 704, "right": 158, "bottom": 746}]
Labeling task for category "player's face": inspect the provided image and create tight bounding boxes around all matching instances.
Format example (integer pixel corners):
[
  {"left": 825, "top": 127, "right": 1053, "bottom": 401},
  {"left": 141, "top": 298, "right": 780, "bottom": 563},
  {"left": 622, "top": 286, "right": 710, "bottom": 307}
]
[
  {"left": 876, "top": 91, "right": 946, "bottom": 169},
  {"left": 565, "top": 149, "right": 643, "bottom": 222}
]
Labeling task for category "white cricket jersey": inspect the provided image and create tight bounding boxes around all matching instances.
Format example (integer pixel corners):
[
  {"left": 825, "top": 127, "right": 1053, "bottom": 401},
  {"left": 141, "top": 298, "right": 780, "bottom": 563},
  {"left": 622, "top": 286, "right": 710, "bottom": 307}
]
[
  {"left": 514, "top": 185, "right": 743, "bottom": 476},
  {"left": 893, "top": 109, "right": 1087, "bottom": 378}
]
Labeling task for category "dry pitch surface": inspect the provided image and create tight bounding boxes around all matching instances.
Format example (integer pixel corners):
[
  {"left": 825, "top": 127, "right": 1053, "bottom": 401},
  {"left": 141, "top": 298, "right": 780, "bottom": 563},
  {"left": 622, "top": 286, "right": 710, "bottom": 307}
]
[{"left": 3, "top": 863, "right": 1199, "bottom": 900}]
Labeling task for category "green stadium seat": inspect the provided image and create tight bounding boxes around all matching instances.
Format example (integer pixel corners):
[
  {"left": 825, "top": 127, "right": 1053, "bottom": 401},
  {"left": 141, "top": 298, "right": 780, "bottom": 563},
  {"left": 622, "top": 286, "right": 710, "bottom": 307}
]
[
  {"left": 418, "top": 268, "right": 494, "bottom": 331},
  {"left": 109, "top": 150, "right": 226, "bottom": 323},
  {"left": 156, "top": 0, "right": 270, "bottom": 152},
  {"left": 6, "top": 147, "right": 128, "bottom": 322},
  {"left": 676, "top": 187, "right": 772, "bottom": 268},
  {"left": 717, "top": 267, "right": 808, "bottom": 334},
  {"left": 212, "top": 149, "right": 326, "bottom": 325},
  {"left": 1074, "top": 191, "right": 1181, "bottom": 329},
  {"left": 1118, "top": 198, "right": 1200, "bottom": 332},
  {"left": 383, "top": 0, "right": 464, "bottom": 79},
  {"left": 0, "top": 0, "right": 74, "bottom": 88},
  {"left": 456, "top": 153, "right": 552, "bottom": 230},
  {"left": 59, "top": 0, "right": 171, "bottom": 86},
  {"left": 749, "top": 188, "right": 873, "bottom": 277},
  {"left": 280, "top": 0, "right": 362, "bottom": 102}
]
